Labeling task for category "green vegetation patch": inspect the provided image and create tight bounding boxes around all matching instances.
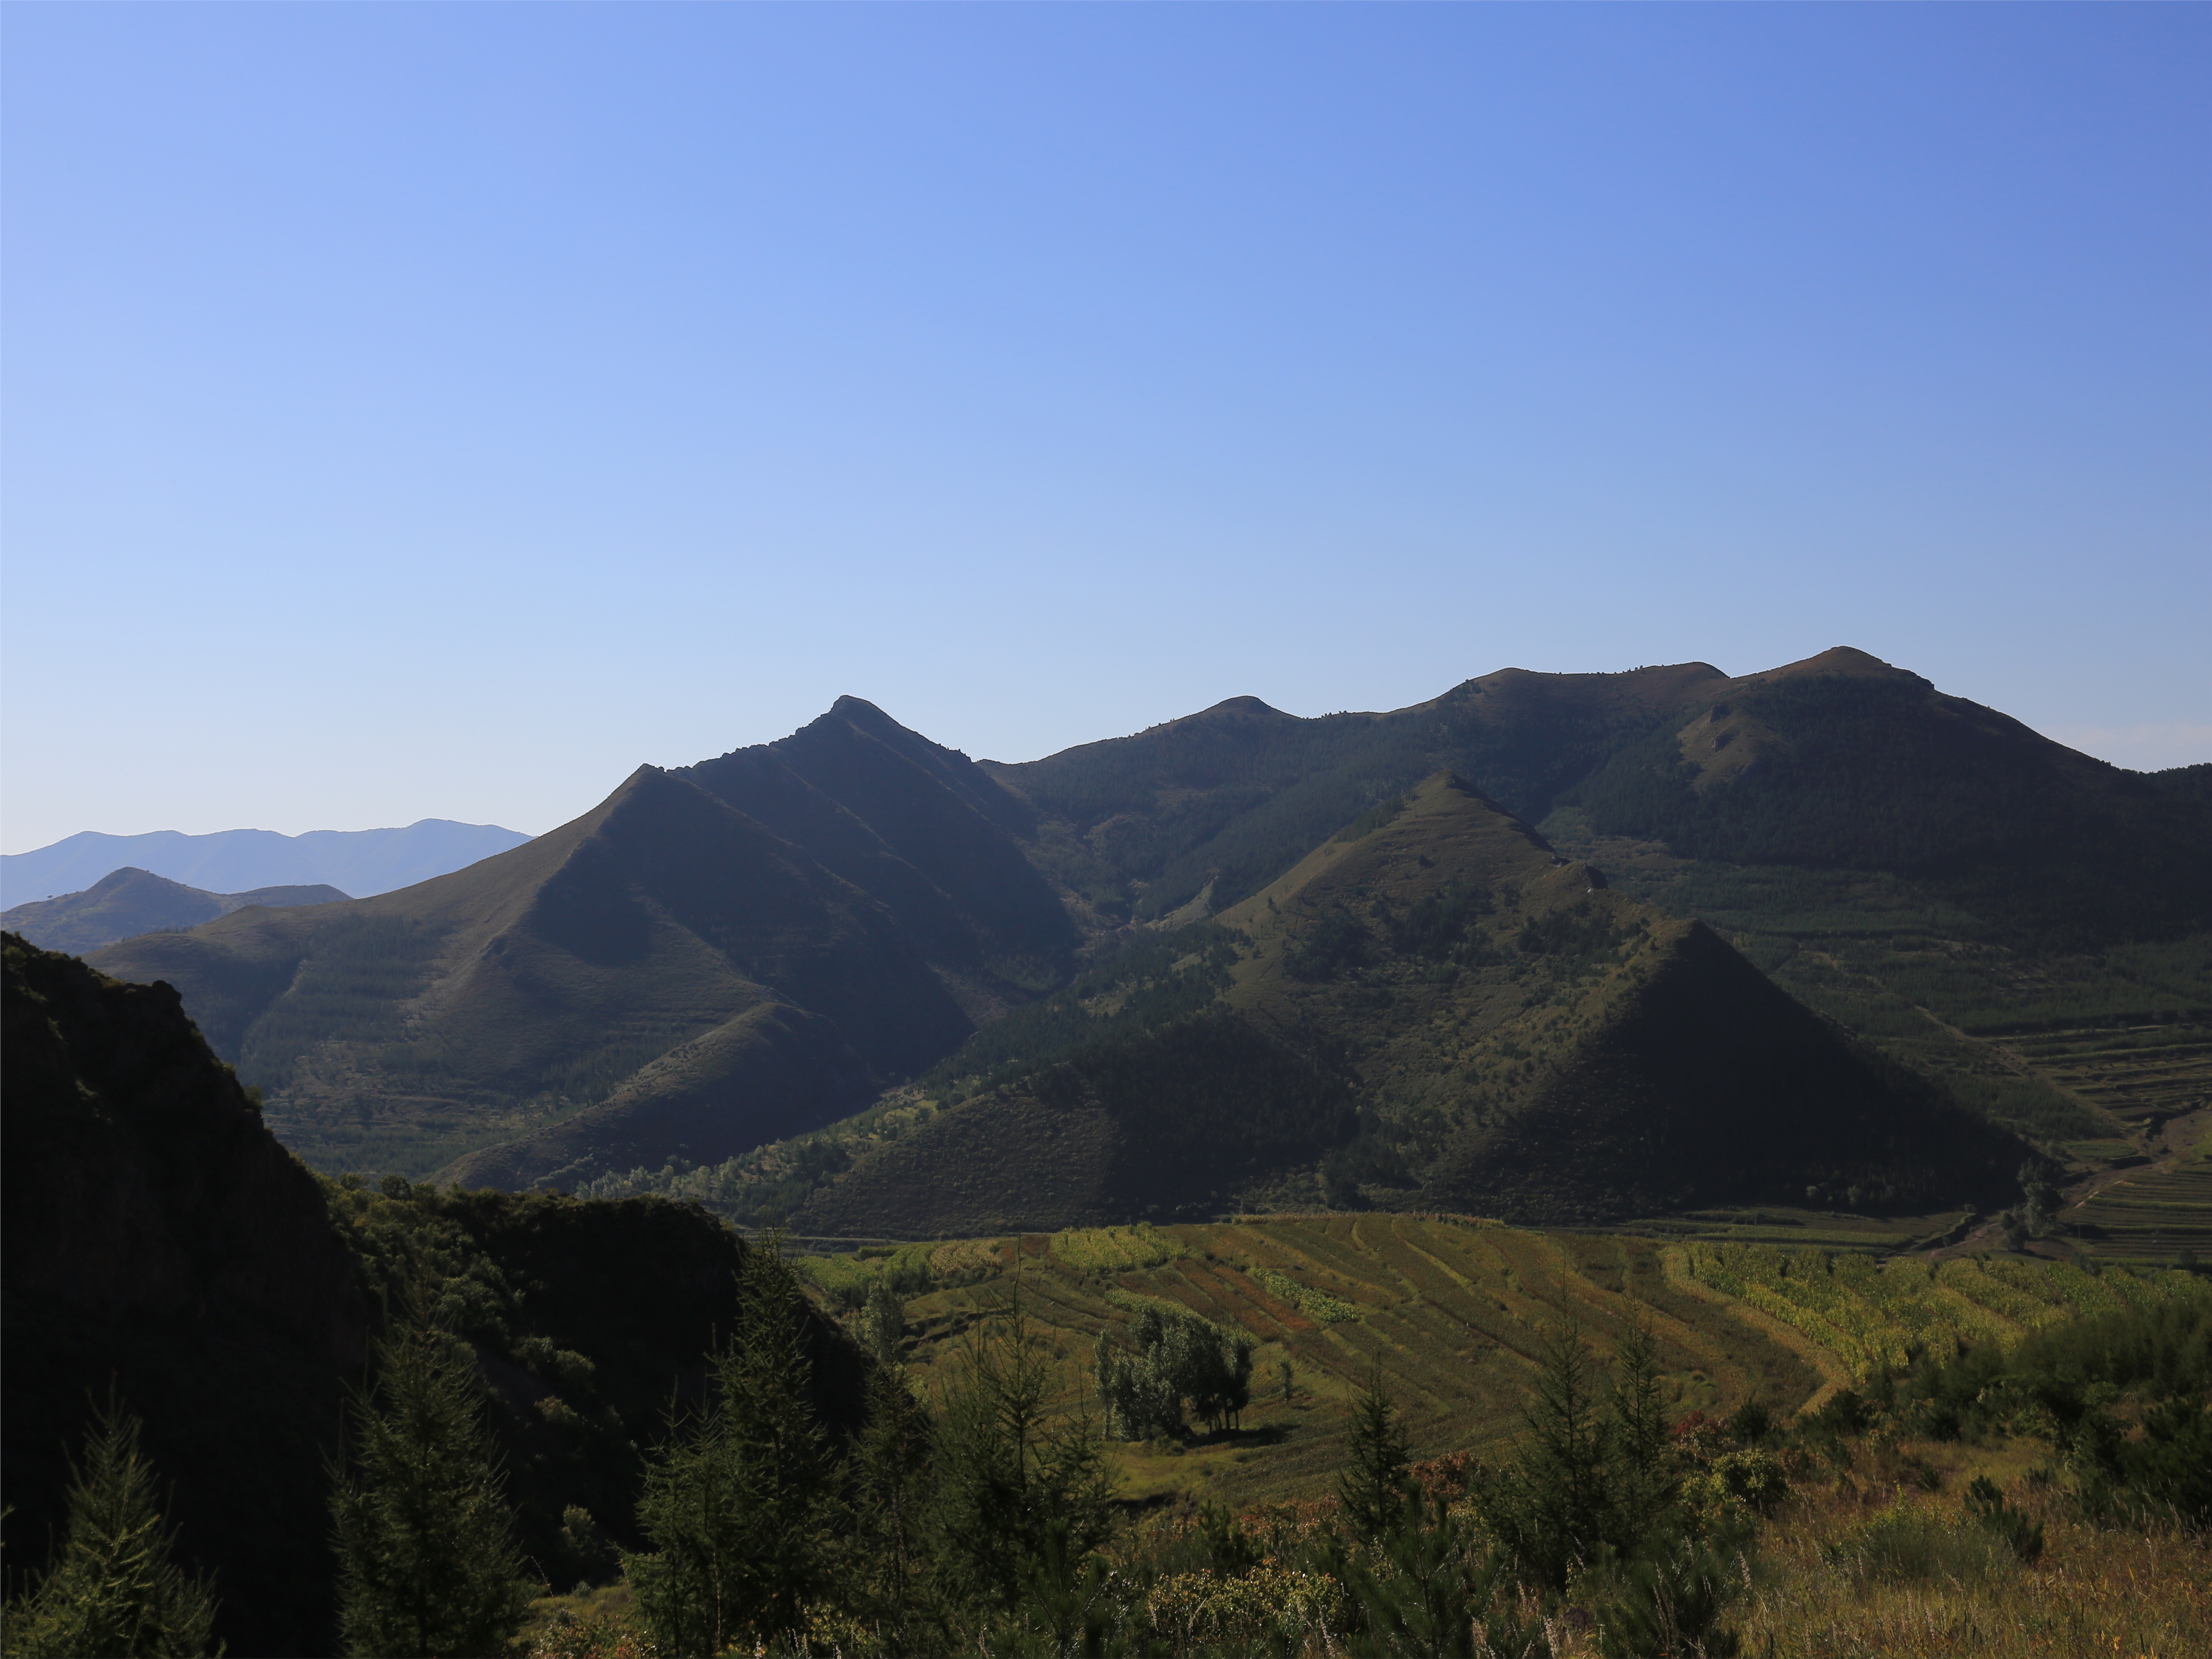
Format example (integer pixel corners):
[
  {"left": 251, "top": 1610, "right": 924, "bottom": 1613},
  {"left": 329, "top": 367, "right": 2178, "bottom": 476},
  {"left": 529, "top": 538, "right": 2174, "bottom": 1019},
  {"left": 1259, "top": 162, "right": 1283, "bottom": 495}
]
[
  {"left": 1677, "top": 1241, "right": 2212, "bottom": 1382},
  {"left": 1246, "top": 1264, "right": 1360, "bottom": 1323},
  {"left": 1051, "top": 1224, "right": 1191, "bottom": 1273}
]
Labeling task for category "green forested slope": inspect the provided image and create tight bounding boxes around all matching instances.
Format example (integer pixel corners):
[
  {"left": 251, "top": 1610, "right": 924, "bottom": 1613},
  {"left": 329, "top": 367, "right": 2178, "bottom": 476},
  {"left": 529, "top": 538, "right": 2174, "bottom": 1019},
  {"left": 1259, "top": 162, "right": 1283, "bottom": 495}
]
[
  {"left": 993, "top": 648, "right": 2212, "bottom": 1158},
  {"left": 775, "top": 774, "right": 2027, "bottom": 1235}
]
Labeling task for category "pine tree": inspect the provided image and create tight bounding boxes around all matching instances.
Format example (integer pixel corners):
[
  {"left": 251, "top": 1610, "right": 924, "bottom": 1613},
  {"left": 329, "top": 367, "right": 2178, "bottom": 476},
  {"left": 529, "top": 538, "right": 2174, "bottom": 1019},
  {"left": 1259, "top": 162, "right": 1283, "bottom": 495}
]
[
  {"left": 330, "top": 1306, "right": 531, "bottom": 1658},
  {"left": 850, "top": 1362, "right": 934, "bottom": 1648},
  {"left": 629, "top": 1236, "right": 835, "bottom": 1655},
  {"left": 1605, "top": 1324, "right": 1677, "bottom": 1544},
  {"left": 1337, "top": 1368, "right": 1413, "bottom": 1541},
  {"left": 930, "top": 1282, "right": 1111, "bottom": 1619},
  {"left": 2, "top": 1399, "right": 220, "bottom": 1658},
  {"left": 864, "top": 1278, "right": 906, "bottom": 1367},
  {"left": 1477, "top": 1321, "right": 1612, "bottom": 1589}
]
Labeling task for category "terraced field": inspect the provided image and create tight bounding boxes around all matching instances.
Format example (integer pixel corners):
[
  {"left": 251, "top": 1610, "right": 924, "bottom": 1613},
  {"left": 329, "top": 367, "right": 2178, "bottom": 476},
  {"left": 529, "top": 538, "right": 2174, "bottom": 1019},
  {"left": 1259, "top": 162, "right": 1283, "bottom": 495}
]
[
  {"left": 2006, "top": 1021, "right": 2212, "bottom": 1132},
  {"left": 1677, "top": 1239, "right": 2212, "bottom": 1379},
  {"left": 809, "top": 1216, "right": 1818, "bottom": 1510},
  {"left": 1608, "top": 1206, "right": 1975, "bottom": 1252},
  {"left": 2055, "top": 1122, "right": 2212, "bottom": 1263},
  {"left": 797, "top": 1215, "right": 2212, "bottom": 1512}
]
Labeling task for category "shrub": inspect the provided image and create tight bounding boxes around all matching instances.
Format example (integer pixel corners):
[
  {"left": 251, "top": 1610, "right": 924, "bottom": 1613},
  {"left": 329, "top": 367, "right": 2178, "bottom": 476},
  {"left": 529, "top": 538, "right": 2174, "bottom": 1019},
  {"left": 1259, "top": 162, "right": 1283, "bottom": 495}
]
[
  {"left": 1682, "top": 1451, "right": 1791, "bottom": 1526},
  {"left": 1963, "top": 1476, "right": 2045, "bottom": 1564},
  {"left": 1820, "top": 1505, "right": 2015, "bottom": 1586}
]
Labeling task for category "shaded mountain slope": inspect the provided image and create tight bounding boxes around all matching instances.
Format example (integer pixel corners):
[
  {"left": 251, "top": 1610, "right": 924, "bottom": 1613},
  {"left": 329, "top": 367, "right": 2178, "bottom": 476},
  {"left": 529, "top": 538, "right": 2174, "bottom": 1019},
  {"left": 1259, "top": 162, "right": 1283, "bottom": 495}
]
[
  {"left": 794, "top": 1013, "right": 1356, "bottom": 1236},
  {"left": 791, "top": 775, "right": 2029, "bottom": 1233},
  {"left": 2, "top": 932, "right": 367, "bottom": 1655},
  {"left": 1223, "top": 773, "right": 2027, "bottom": 1222},
  {"left": 981, "top": 663, "right": 1728, "bottom": 923},
  {"left": 1, "top": 865, "right": 349, "bottom": 955},
  {"left": 678, "top": 694, "right": 1075, "bottom": 1016},
  {"left": 92, "top": 752, "right": 979, "bottom": 1184},
  {"left": 1564, "top": 648, "right": 2212, "bottom": 946}
]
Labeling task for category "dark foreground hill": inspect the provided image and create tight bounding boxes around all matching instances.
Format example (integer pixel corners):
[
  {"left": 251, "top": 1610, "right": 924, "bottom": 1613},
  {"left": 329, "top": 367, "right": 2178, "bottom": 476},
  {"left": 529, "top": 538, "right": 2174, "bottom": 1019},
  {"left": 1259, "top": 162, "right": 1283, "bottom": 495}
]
[
  {"left": 793, "top": 775, "right": 2031, "bottom": 1234},
  {"left": 1, "top": 932, "right": 866, "bottom": 1657},
  {"left": 0, "top": 865, "right": 350, "bottom": 955},
  {"left": 4, "top": 931, "right": 366, "bottom": 1655},
  {"left": 91, "top": 700, "right": 1075, "bottom": 1186}
]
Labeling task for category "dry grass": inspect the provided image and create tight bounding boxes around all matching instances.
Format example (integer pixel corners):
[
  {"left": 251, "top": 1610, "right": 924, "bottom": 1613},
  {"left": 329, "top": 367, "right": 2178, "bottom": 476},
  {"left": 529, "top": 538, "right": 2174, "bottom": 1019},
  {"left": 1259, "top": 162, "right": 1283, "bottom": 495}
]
[{"left": 1716, "top": 1487, "right": 2212, "bottom": 1659}]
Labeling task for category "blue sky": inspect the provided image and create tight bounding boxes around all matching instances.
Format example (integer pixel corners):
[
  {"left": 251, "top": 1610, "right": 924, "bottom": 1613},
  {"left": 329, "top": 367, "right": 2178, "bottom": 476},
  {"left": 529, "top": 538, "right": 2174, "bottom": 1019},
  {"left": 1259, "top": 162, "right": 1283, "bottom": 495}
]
[{"left": 4, "top": 3, "right": 2206, "bottom": 849}]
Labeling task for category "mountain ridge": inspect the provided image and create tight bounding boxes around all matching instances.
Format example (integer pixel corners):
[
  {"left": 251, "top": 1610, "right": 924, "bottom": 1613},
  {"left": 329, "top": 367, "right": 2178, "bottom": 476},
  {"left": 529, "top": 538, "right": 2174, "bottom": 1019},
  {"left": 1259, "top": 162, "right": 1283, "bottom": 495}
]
[
  {"left": 82, "top": 648, "right": 2210, "bottom": 1198},
  {"left": 2, "top": 819, "right": 530, "bottom": 908},
  {"left": 89, "top": 704, "right": 1076, "bottom": 1185},
  {"left": 0, "top": 866, "right": 350, "bottom": 955}
]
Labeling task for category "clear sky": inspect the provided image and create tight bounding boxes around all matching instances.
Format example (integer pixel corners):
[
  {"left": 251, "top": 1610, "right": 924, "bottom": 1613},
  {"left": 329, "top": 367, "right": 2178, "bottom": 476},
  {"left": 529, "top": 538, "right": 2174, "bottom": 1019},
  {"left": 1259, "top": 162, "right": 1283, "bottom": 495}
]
[{"left": 4, "top": 3, "right": 2206, "bottom": 850}]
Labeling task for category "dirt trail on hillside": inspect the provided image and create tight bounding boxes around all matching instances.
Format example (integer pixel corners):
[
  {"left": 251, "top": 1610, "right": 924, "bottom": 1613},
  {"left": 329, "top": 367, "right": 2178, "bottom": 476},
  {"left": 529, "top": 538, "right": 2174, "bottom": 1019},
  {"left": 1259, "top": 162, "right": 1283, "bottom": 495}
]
[{"left": 1928, "top": 1105, "right": 2207, "bottom": 1263}]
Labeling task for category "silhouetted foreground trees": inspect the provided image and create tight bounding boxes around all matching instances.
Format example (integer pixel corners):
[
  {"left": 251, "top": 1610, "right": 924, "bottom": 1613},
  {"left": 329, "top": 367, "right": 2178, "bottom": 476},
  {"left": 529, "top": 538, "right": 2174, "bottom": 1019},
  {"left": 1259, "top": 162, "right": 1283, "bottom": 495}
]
[{"left": 14, "top": 1248, "right": 2211, "bottom": 1658}]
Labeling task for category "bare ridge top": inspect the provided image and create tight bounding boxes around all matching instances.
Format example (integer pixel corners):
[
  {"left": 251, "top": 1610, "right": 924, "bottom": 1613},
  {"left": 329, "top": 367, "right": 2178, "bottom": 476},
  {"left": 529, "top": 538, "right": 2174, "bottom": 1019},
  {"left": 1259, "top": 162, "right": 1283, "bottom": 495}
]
[{"left": 1736, "top": 645, "right": 1914, "bottom": 685}]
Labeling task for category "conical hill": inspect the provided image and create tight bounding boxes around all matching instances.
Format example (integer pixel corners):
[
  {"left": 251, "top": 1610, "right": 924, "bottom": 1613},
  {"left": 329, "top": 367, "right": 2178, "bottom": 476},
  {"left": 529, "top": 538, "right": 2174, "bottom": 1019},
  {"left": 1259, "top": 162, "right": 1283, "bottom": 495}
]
[
  {"left": 91, "top": 700, "right": 1070, "bottom": 1185},
  {"left": 794, "top": 774, "right": 2027, "bottom": 1232}
]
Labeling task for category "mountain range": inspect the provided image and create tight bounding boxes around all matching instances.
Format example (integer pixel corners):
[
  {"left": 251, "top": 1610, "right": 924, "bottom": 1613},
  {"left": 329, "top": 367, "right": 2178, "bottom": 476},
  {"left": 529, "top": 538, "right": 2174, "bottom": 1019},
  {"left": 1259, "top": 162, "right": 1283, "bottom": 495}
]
[
  {"left": 792, "top": 772, "right": 2025, "bottom": 1232},
  {"left": 0, "top": 866, "right": 350, "bottom": 955},
  {"left": 86, "top": 648, "right": 2212, "bottom": 1230},
  {"left": 0, "top": 819, "right": 530, "bottom": 909}
]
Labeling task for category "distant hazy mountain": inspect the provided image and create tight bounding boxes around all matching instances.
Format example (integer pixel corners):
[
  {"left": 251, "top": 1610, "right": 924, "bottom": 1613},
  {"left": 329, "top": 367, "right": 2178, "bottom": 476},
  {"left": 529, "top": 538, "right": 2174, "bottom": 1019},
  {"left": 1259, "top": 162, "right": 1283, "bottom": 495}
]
[
  {"left": 0, "top": 867, "right": 350, "bottom": 956},
  {"left": 1, "top": 820, "right": 529, "bottom": 910}
]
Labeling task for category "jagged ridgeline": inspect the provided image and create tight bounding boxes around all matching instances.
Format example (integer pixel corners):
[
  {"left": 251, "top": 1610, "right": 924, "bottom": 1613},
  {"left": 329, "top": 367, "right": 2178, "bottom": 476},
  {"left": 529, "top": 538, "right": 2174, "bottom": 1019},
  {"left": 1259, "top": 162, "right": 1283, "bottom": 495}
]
[
  {"left": 782, "top": 774, "right": 2029, "bottom": 1234},
  {"left": 83, "top": 649, "right": 2212, "bottom": 1193}
]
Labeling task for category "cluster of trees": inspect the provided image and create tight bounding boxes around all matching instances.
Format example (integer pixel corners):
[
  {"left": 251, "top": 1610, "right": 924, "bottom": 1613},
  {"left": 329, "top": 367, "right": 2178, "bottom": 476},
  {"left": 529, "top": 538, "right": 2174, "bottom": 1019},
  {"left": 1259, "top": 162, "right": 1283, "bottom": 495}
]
[
  {"left": 1997, "top": 1161, "right": 2067, "bottom": 1252},
  {"left": 1386, "top": 884, "right": 1496, "bottom": 964},
  {"left": 1092, "top": 1304, "right": 1256, "bottom": 1440}
]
